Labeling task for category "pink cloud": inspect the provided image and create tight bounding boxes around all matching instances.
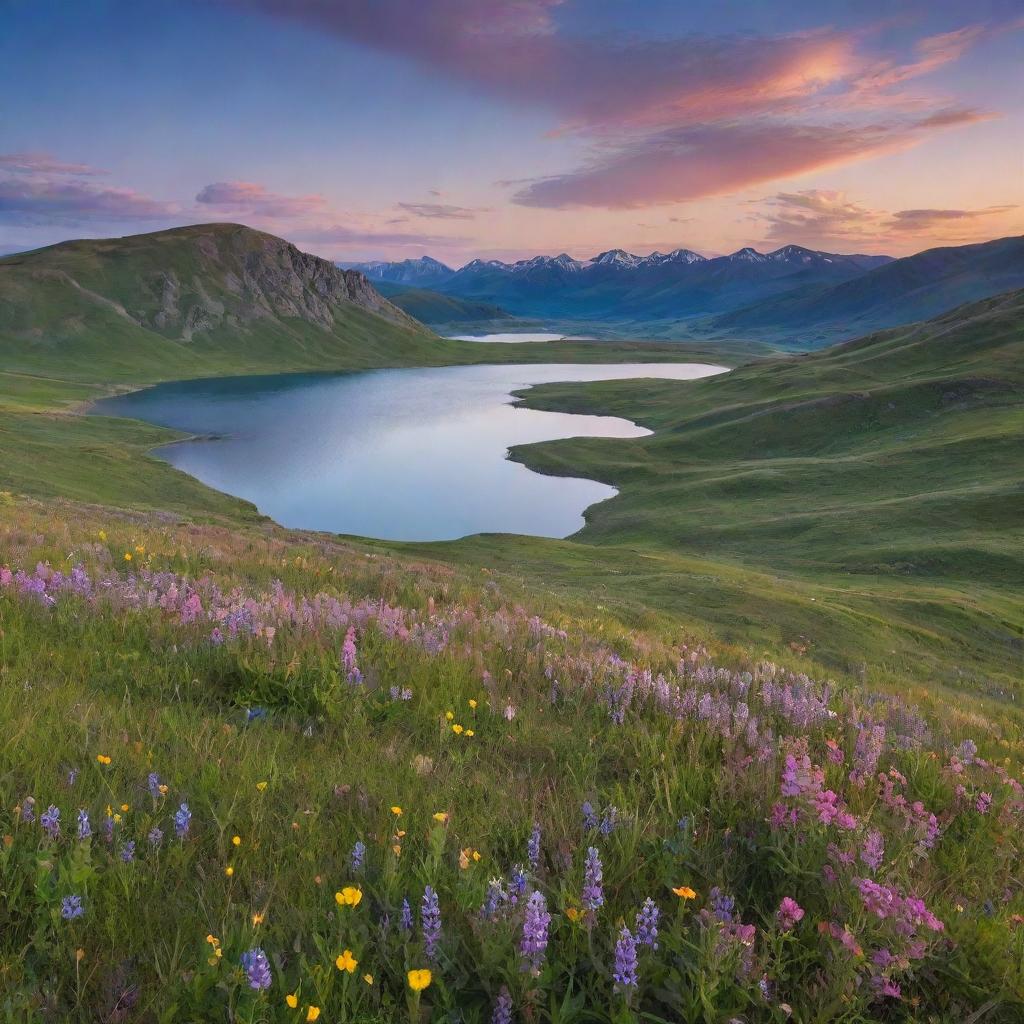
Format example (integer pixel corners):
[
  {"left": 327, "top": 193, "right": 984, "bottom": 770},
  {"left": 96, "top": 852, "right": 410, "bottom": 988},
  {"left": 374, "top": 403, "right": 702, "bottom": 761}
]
[
  {"left": 0, "top": 151, "right": 106, "bottom": 176},
  {"left": 0, "top": 177, "right": 174, "bottom": 224},
  {"left": 513, "top": 109, "right": 987, "bottom": 209},
  {"left": 195, "top": 180, "right": 328, "bottom": 218}
]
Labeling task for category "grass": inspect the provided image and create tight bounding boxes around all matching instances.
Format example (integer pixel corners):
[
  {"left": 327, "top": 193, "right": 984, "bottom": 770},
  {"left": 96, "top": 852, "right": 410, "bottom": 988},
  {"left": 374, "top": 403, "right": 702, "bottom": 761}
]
[{"left": 1, "top": 500, "right": 1023, "bottom": 1022}]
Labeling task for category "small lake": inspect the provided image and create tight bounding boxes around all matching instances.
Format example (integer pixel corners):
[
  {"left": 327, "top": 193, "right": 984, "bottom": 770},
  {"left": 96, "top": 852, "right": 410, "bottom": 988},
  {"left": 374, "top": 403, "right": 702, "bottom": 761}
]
[
  {"left": 93, "top": 362, "right": 726, "bottom": 541},
  {"left": 446, "top": 332, "right": 567, "bottom": 343}
]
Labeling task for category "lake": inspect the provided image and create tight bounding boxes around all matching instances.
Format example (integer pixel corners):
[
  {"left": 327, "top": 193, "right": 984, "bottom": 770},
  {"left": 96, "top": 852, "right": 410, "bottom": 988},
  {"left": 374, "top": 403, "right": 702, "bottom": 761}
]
[
  {"left": 446, "top": 332, "right": 568, "bottom": 343},
  {"left": 93, "top": 362, "right": 726, "bottom": 541}
]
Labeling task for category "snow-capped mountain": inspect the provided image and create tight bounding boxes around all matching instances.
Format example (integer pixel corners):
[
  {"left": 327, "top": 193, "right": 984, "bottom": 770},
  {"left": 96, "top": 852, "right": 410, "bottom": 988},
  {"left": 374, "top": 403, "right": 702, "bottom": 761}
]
[{"left": 348, "top": 243, "right": 895, "bottom": 322}]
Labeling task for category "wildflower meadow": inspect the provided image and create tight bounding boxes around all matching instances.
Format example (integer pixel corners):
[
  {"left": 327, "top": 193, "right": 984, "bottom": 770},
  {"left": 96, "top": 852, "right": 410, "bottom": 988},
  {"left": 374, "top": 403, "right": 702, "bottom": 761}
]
[{"left": 1, "top": 498, "right": 1022, "bottom": 1022}]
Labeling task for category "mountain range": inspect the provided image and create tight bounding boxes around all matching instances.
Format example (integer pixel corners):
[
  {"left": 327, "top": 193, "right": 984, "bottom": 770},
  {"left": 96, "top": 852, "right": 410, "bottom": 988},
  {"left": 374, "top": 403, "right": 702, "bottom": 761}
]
[{"left": 350, "top": 237, "right": 1024, "bottom": 342}]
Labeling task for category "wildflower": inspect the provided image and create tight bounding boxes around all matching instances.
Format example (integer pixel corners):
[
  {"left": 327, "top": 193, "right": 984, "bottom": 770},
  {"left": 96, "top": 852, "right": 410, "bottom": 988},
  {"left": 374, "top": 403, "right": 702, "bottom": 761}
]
[
  {"left": 124, "top": 553, "right": 132, "bottom": 562},
  {"left": 777, "top": 897, "right": 804, "bottom": 931},
  {"left": 342, "top": 626, "right": 362, "bottom": 685},
  {"left": 582, "top": 847, "right": 604, "bottom": 911},
  {"left": 335, "top": 886, "right": 362, "bottom": 907},
  {"left": 61, "top": 894, "right": 84, "bottom": 920},
  {"left": 390, "top": 806, "right": 402, "bottom": 817},
  {"left": 76, "top": 809, "right": 91, "bottom": 841},
  {"left": 148, "top": 826, "right": 164, "bottom": 847},
  {"left": 566, "top": 907, "right": 581, "bottom": 922},
  {"left": 252, "top": 911, "right": 265, "bottom": 926},
  {"left": 173, "top": 803, "right": 191, "bottom": 839},
  {"left": 306, "top": 1008, "right": 320, "bottom": 1022},
  {"left": 336, "top": 949, "right": 358, "bottom": 973},
  {"left": 432, "top": 812, "right": 449, "bottom": 823},
  {"left": 98, "top": 530, "right": 107, "bottom": 541},
  {"left": 452, "top": 724, "right": 464, "bottom": 735},
  {"left": 613, "top": 926, "right": 639, "bottom": 991},
  {"left": 861, "top": 830, "right": 885, "bottom": 872},
  {"left": 147, "top": 773, "right": 162, "bottom": 799},
  {"left": 459, "top": 848, "right": 470, "bottom": 870},
  {"left": 672, "top": 885, "right": 696, "bottom": 900},
  {"left": 520, "top": 890, "right": 551, "bottom": 975},
  {"left": 210, "top": 627, "right": 225, "bottom": 646},
  {"left": 19, "top": 796, "right": 36, "bottom": 822},
  {"left": 504, "top": 704, "right": 516, "bottom": 721},
  {"left": 582, "top": 801, "right": 598, "bottom": 831},
  {"left": 256, "top": 781, "right": 268, "bottom": 792},
  {"left": 407, "top": 968, "right": 432, "bottom": 992},
  {"left": 465, "top": 729, "right": 475, "bottom": 737},
  {"left": 41, "top": 804, "right": 61, "bottom": 839},
  {"left": 286, "top": 993, "right": 298, "bottom": 1008},
  {"left": 240, "top": 947, "right": 272, "bottom": 990},
  {"left": 422, "top": 885, "right": 442, "bottom": 961},
  {"left": 708, "top": 887, "right": 734, "bottom": 922},
  {"left": 977, "top": 792, "right": 993, "bottom": 814},
  {"left": 350, "top": 841, "right": 366, "bottom": 872},
  {"left": 120, "top": 840, "right": 135, "bottom": 863},
  {"left": 96, "top": 754, "right": 111, "bottom": 765},
  {"left": 492, "top": 986, "right": 513, "bottom": 1024},
  {"left": 225, "top": 866, "right": 234, "bottom": 877},
  {"left": 401, "top": 898, "right": 413, "bottom": 932},
  {"left": 445, "top": 711, "right": 455, "bottom": 721},
  {"left": 468, "top": 699, "right": 478, "bottom": 710},
  {"left": 636, "top": 898, "right": 660, "bottom": 949},
  {"left": 527, "top": 822, "right": 541, "bottom": 870},
  {"left": 232, "top": 835, "right": 241, "bottom": 847},
  {"left": 599, "top": 805, "right": 618, "bottom": 836}
]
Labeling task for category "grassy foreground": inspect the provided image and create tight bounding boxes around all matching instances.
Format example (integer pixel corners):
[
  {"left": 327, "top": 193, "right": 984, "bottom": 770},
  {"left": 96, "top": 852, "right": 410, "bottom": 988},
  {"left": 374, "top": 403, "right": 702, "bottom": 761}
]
[{"left": 1, "top": 498, "right": 1023, "bottom": 1023}]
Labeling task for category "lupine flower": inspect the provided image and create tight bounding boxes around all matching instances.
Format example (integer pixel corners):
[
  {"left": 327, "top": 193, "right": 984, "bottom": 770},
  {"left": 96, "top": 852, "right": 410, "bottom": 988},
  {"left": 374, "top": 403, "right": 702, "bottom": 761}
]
[
  {"left": 861, "top": 829, "right": 885, "bottom": 872},
  {"left": 421, "top": 886, "right": 442, "bottom": 961},
  {"left": 173, "top": 803, "right": 191, "bottom": 839},
  {"left": 612, "top": 926, "right": 639, "bottom": 991},
  {"left": 147, "top": 773, "right": 162, "bottom": 799},
  {"left": 241, "top": 947, "right": 273, "bottom": 990},
  {"left": 120, "top": 840, "right": 135, "bottom": 863},
  {"left": 19, "top": 796, "right": 35, "bottom": 823},
  {"left": 599, "top": 805, "right": 618, "bottom": 835},
  {"left": 636, "top": 898, "right": 660, "bottom": 949},
  {"left": 350, "top": 841, "right": 366, "bottom": 873},
  {"left": 508, "top": 864, "right": 528, "bottom": 903},
  {"left": 76, "top": 809, "right": 91, "bottom": 841},
  {"left": 66, "top": 768, "right": 79, "bottom": 787},
  {"left": 492, "top": 985, "right": 513, "bottom": 1024},
  {"left": 401, "top": 898, "right": 413, "bottom": 932},
  {"left": 61, "top": 895, "right": 84, "bottom": 920},
  {"left": 582, "top": 847, "right": 604, "bottom": 911},
  {"left": 481, "top": 878, "right": 507, "bottom": 920},
  {"left": 148, "top": 826, "right": 164, "bottom": 848},
  {"left": 41, "top": 804, "right": 60, "bottom": 839},
  {"left": 976, "top": 792, "right": 992, "bottom": 814},
  {"left": 777, "top": 897, "right": 804, "bottom": 931},
  {"left": 709, "top": 887, "right": 734, "bottom": 923},
  {"left": 582, "top": 801, "right": 598, "bottom": 832},
  {"left": 520, "top": 890, "right": 551, "bottom": 975},
  {"left": 527, "top": 822, "right": 541, "bottom": 870}
]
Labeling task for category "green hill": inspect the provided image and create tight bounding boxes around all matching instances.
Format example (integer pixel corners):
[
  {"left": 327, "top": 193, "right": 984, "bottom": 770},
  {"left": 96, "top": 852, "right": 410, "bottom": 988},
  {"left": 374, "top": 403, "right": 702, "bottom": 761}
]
[
  {"left": 372, "top": 280, "right": 511, "bottom": 324},
  {"left": 0, "top": 223, "right": 442, "bottom": 381}
]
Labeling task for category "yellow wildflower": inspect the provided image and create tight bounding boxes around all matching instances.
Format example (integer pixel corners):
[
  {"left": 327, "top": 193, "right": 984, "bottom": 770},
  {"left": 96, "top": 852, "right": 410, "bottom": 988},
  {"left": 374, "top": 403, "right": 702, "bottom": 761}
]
[
  {"left": 468, "top": 699, "right": 478, "bottom": 709},
  {"left": 390, "top": 806, "right": 403, "bottom": 816},
  {"left": 432, "top": 812, "right": 449, "bottom": 823},
  {"left": 445, "top": 711, "right": 454, "bottom": 721},
  {"left": 252, "top": 912, "right": 264, "bottom": 926},
  {"left": 335, "top": 886, "right": 363, "bottom": 907},
  {"left": 124, "top": 553, "right": 132, "bottom": 562},
  {"left": 206, "top": 934, "right": 220, "bottom": 947},
  {"left": 459, "top": 848, "right": 470, "bottom": 870},
  {"left": 98, "top": 530, "right": 107, "bottom": 541},
  {"left": 335, "top": 949, "right": 358, "bottom": 973},
  {"left": 472, "top": 850, "right": 481, "bottom": 861},
  {"left": 225, "top": 866, "right": 234, "bottom": 878},
  {"left": 392, "top": 843, "right": 402, "bottom": 857},
  {"left": 407, "top": 968, "right": 432, "bottom": 992},
  {"left": 96, "top": 754, "right": 111, "bottom": 765},
  {"left": 120, "top": 803, "right": 129, "bottom": 813},
  {"left": 286, "top": 993, "right": 298, "bottom": 1008},
  {"left": 465, "top": 729, "right": 475, "bottom": 737},
  {"left": 256, "top": 781, "right": 268, "bottom": 792},
  {"left": 158, "top": 784, "right": 168, "bottom": 795},
  {"left": 452, "top": 724, "right": 464, "bottom": 735},
  {"left": 363, "top": 973, "right": 374, "bottom": 985},
  {"left": 566, "top": 907, "right": 581, "bottom": 922},
  {"left": 306, "top": 1007, "right": 321, "bottom": 1021},
  {"left": 232, "top": 835, "right": 241, "bottom": 847},
  {"left": 672, "top": 886, "right": 697, "bottom": 900}
]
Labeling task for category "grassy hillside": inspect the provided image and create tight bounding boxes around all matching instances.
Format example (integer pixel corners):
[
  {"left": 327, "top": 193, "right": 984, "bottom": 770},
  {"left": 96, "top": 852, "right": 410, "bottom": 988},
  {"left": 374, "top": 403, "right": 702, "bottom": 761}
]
[
  {"left": 465, "top": 290, "right": 1023, "bottom": 693},
  {"left": 1, "top": 498, "right": 1022, "bottom": 1022}
]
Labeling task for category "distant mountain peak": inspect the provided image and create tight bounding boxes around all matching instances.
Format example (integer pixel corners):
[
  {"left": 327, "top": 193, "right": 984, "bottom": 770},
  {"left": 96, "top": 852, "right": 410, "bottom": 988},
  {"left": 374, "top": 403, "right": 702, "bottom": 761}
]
[{"left": 728, "top": 247, "right": 768, "bottom": 263}]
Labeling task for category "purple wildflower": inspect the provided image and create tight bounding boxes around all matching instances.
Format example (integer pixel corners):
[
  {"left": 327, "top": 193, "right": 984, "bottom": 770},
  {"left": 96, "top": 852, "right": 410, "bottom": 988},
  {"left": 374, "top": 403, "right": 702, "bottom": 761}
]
[
  {"left": 582, "top": 847, "right": 604, "bottom": 912},
  {"left": 401, "top": 898, "right": 413, "bottom": 932},
  {"left": 482, "top": 878, "right": 507, "bottom": 920},
  {"left": 492, "top": 986, "right": 513, "bottom": 1024},
  {"left": 777, "top": 897, "right": 804, "bottom": 931},
  {"left": 636, "top": 898, "right": 659, "bottom": 949},
  {"left": 861, "top": 829, "right": 885, "bottom": 872},
  {"left": 173, "top": 802, "right": 191, "bottom": 839},
  {"left": 240, "top": 947, "right": 272, "bottom": 990},
  {"left": 612, "top": 926, "right": 639, "bottom": 991},
  {"left": 342, "top": 626, "right": 362, "bottom": 685},
  {"left": 61, "top": 895, "right": 84, "bottom": 920},
  {"left": 976, "top": 792, "right": 992, "bottom": 814},
  {"left": 527, "top": 822, "right": 541, "bottom": 871},
  {"left": 76, "top": 809, "right": 91, "bottom": 841},
  {"left": 520, "top": 891, "right": 551, "bottom": 975},
  {"left": 41, "top": 804, "right": 61, "bottom": 840},
  {"left": 120, "top": 840, "right": 135, "bottom": 863},
  {"left": 148, "top": 826, "right": 163, "bottom": 848},
  {"left": 582, "top": 801, "right": 598, "bottom": 832},
  {"left": 709, "top": 886, "right": 735, "bottom": 923},
  {"left": 599, "top": 805, "right": 618, "bottom": 836},
  {"left": 20, "top": 796, "right": 36, "bottom": 823},
  {"left": 421, "top": 885, "right": 442, "bottom": 961},
  {"left": 66, "top": 768, "right": 79, "bottom": 787},
  {"left": 210, "top": 627, "right": 224, "bottom": 645},
  {"left": 508, "top": 864, "right": 528, "bottom": 902},
  {"left": 350, "top": 841, "right": 366, "bottom": 873},
  {"left": 147, "top": 772, "right": 162, "bottom": 799}
]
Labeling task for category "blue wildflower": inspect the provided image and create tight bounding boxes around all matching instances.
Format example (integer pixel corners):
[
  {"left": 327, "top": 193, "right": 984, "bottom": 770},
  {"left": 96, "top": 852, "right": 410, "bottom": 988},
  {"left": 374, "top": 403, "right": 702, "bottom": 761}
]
[
  {"left": 41, "top": 804, "right": 60, "bottom": 840},
  {"left": 636, "top": 897, "right": 659, "bottom": 949},
  {"left": 613, "top": 926, "right": 638, "bottom": 990},
  {"left": 148, "top": 826, "right": 164, "bottom": 848},
  {"left": 120, "top": 840, "right": 136, "bottom": 863},
  {"left": 582, "top": 801, "right": 598, "bottom": 831},
  {"left": 61, "top": 894, "right": 84, "bottom": 921},
  {"left": 520, "top": 890, "right": 551, "bottom": 975},
  {"left": 173, "top": 802, "right": 191, "bottom": 839},
  {"left": 401, "top": 898, "right": 413, "bottom": 932},
  {"left": 76, "top": 809, "right": 91, "bottom": 841},
  {"left": 527, "top": 822, "right": 541, "bottom": 871},
  {"left": 349, "top": 840, "right": 366, "bottom": 873},
  {"left": 600, "top": 805, "right": 618, "bottom": 836},
  {"left": 421, "top": 886, "right": 442, "bottom": 961},
  {"left": 492, "top": 986, "right": 513, "bottom": 1024},
  {"left": 20, "top": 796, "right": 36, "bottom": 823},
  {"left": 240, "top": 947, "right": 272, "bottom": 990},
  {"left": 582, "top": 846, "right": 604, "bottom": 911}
]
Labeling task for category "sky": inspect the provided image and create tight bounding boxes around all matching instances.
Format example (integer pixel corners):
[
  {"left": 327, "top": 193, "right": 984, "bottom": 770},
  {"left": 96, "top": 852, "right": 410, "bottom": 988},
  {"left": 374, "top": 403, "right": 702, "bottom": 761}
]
[{"left": 1, "top": 0, "right": 1022, "bottom": 265}]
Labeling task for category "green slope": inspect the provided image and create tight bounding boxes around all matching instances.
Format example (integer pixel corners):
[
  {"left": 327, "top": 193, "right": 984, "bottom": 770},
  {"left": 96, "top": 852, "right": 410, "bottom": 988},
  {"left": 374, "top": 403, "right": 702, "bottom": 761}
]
[{"left": 372, "top": 280, "right": 512, "bottom": 324}]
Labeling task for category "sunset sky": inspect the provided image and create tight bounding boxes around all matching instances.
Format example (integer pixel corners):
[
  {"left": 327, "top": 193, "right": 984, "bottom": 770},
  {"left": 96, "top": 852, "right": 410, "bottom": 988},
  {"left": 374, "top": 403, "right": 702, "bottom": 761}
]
[{"left": 2, "top": 0, "right": 1022, "bottom": 264}]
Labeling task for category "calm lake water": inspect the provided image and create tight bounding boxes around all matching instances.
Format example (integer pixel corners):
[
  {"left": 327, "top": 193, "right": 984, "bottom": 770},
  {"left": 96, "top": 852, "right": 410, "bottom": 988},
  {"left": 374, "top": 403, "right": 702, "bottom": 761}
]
[
  {"left": 94, "top": 362, "right": 726, "bottom": 541},
  {"left": 446, "top": 332, "right": 567, "bottom": 343}
]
